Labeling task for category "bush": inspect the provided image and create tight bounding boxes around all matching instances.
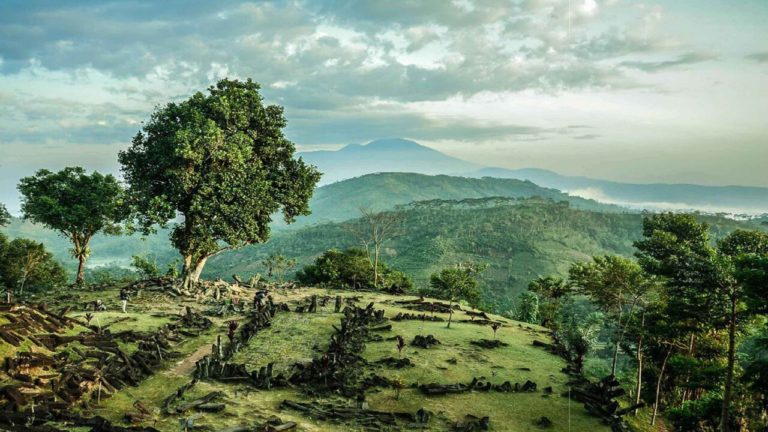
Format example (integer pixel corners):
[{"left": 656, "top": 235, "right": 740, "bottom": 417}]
[
  {"left": 296, "top": 248, "right": 411, "bottom": 292},
  {"left": 667, "top": 393, "right": 730, "bottom": 432},
  {"left": 131, "top": 255, "right": 160, "bottom": 278}
]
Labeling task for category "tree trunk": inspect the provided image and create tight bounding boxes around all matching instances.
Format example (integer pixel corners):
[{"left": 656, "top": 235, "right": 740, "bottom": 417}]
[
  {"left": 18, "top": 274, "right": 27, "bottom": 297},
  {"left": 652, "top": 345, "right": 673, "bottom": 426},
  {"left": 611, "top": 338, "right": 620, "bottom": 377},
  {"left": 720, "top": 293, "right": 737, "bottom": 432},
  {"left": 373, "top": 246, "right": 380, "bottom": 289},
  {"left": 635, "top": 312, "right": 645, "bottom": 416},
  {"left": 181, "top": 254, "right": 209, "bottom": 290},
  {"left": 191, "top": 256, "right": 208, "bottom": 283},
  {"left": 76, "top": 255, "right": 86, "bottom": 286}
]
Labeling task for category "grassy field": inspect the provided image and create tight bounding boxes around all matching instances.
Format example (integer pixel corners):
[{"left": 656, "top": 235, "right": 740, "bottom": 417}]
[
  {"left": 96, "top": 288, "right": 607, "bottom": 431},
  {"left": 2, "top": 285, "right": 613, "bottom": 431}
]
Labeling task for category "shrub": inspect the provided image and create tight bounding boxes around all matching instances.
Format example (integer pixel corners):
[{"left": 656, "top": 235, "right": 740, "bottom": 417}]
[{"left": 296, "top": 248, "right": 411, "bottom": 292}]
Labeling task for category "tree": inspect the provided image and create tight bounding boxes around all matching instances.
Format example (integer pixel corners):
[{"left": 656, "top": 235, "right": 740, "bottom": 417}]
[
  {"left": 516, "top": 291, "right": 540, "bottom": 324},
  {"left": 119, "top": 79, "right": 321, "bottom": 289},
  {"left": 346, "top": 208, "right": 403, "bottom": 288},
  {"left": 569, "top": 255, "right": 658, "bottom": 376},
  {"left": 716, "top": 230, "right": 768, "bottom": 432},
  {"left": 557, "top": 301, "right": 604, "bottom": 374},
  {"left": 0, "top": 237, "right": 67, "bottom": 295},
  {"left": 0, "top": 203, "right": 10, "bottom": 227},
  {"left": 17, "top": 167, "right": 125, "bottom": 285},
  {"left": 528, "top": 276, "right": 572, "bottom": 328},
  {"left": 131, "top": 255, "right": 160, "bottom": 279},
  {"left": 295, "top": 248, "right": 412, "bottom": 292},
  {"left": 428, "top": 263, "right": 487, "bottom": 328},
  {"left": 262, "top": 253, "right": 297, "bottom": 283}
]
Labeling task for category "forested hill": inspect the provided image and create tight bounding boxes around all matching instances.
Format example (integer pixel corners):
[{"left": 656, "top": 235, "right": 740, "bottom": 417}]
[
  {"left": 207, "top": 197, "right": 761, "bottom": 312},
  {"left": 275, "top": 172, "right": 627, "bottom": 228}
]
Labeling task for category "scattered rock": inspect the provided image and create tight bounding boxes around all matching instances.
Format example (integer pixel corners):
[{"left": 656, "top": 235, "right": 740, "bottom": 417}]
[{"left": 411, "top": 334, "right": 441, "bottom": 349}]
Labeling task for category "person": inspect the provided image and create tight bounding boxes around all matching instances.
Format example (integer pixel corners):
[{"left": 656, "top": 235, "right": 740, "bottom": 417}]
[{"left": 120, "top": 287, "right": 129, "bottom": 313}]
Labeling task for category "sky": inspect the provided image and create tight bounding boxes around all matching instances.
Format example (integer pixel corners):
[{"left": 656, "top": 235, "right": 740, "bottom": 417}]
[{"left": 1, "top": 0, "right": 767, "bottom": 213}]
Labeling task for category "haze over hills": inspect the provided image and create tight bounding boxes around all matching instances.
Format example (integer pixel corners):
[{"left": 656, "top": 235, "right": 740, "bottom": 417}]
[
  {"left": 276, "top": 172, "right": 626, "bottom": 228},
  {"left": 300, "top": 139, "right": 768, "bottom": 215},
  {"left": 298, "top": 138, "right": 480, "bottom": 185}
]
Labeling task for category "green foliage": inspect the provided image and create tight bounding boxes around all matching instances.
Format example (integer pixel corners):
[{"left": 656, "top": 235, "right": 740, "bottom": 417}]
[
  {"left": 0, "top": 203, "right": 9, "bottom": 227},
  {"left": 428, "top": 264, "right": 486, "bottom": 308},
  {"left": 262, "top": 253, "right": 297, "bottom": 282},
  {"left": 516, "top": 291, "right": 540, "bottom": 324},
  {"left": 295, "top": 248, "right": 411, "bottom": 292},
  {"left": 528, "top": 276, "right": 572, "bottom": 329},
  {"left": 0, "top": 235, "right": 66, "bottom": 294},
  {"left": 131, "top": 255, "right": 160, "bottom": 279},
  {"left": 285, "top": 172, "right": 626, "bottom": 229},
  {"left": 17, "top": 167, "right": 125, "bottom": 285},
  {"left": 119, "top": 78, "right": 321, "bottom": 286},
  {"left": 84, "top": 265, "right": 138, "bottom": 286},
  {"left": 667, "top": 393, "right": 727, "bottom": 432},
  {"left": 557, "top": 299, "right": 604, "bottom": 373}
]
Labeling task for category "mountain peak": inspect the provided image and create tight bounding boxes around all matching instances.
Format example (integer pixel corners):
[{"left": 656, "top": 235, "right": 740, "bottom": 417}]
[{"left": 362, "top": 138, "right": 432, "bottom": 152}]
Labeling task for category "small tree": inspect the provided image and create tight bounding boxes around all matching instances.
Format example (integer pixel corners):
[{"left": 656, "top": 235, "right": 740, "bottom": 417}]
[
  {"left": 396, "top": 335, "right": 406, "bottom": 358},
  {"left": 528, "top": 276, "right": 572, "bottom": 329},
  {"left": 17, "top": 167, "right": 125, "bottom": 285},
  {"left": 429, "top": 263, "right": 487, "bottom": 328},
  {"left": 0, "top": 237, "right": 67, "bottom": 295},
  {"left": 516, "top": 291, "right": 540, "bottom": 324},
  {"left": 558, "top": 306, "right": 604, "bottom": 374},
  {"left": 131, "top": 255, "right": 161, "bottom": 279},
  {"left": 262, "top": 253, "right": 297, "bottom": 282},
  {"left": 346, "top": 208, "right": 403, "bottom": 288},
  {"left": 119, "top": 79, "right": 321, "bottom": 290}
]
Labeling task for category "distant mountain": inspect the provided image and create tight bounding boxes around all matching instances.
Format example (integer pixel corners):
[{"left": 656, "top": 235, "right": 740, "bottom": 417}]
[
  {"left": 298, "top": 138, "right": 480, "bottom": 185},
  {"left": 300, "top": 137, "right": 768, "bottom": 215},
  {"left": 474, "top": 167, "right": 768, "bottom": 215},
  {"left": 279, "top": 172, "right": 626, "bottom": 228}
]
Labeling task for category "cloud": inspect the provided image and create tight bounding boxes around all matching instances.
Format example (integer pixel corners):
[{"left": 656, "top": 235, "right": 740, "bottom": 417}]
[
  {"left": 745, "top": 52, "right": 768, "bottom": 63},
  {"left": 620, "top": 51, "right": 718, "bottom": 72}
]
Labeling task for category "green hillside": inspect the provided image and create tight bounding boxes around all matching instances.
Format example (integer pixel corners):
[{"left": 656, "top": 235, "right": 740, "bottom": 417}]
[
  {"left": 283, "top": 172, "right": 627, "bottom": 228},
  {"left": 207, "top": 197, "right": 761, "bottom": 313},
  {"left": 1, "top": 173, "right": 623, "bottom": 276}
]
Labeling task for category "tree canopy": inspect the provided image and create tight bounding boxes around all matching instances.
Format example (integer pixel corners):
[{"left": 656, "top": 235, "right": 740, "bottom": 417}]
[
  {"left": 119, "top": 78, "right": 321, "bottom": 289},
  {"left": 17, "top": 167, "right": 125, "bottom": 285},
  {"left": 429, "top": 263, "right": 487, "bottom": 328},
  {"left": 0, "top": 235, "right": 66, "bottom": 295}
]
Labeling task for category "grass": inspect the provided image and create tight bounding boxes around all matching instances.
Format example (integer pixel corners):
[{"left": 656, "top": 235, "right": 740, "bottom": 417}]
[{"left": 2, "top": 286, "right": 612, "bottom": 431}]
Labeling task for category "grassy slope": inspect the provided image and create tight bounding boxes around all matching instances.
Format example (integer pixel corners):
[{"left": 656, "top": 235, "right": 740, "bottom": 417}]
[{"left": 1, "top": 286, "right": 610, "bottom": 432}]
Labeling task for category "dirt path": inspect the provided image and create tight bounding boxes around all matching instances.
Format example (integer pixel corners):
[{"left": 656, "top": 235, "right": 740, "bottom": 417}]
[{"left": 166, "top": 342, "right": 212, "bottom": 377}]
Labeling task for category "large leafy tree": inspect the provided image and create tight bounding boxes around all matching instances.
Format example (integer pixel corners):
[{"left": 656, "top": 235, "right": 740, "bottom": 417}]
[
  {"left": 17, "top": 167, "right": 125, "bottom": 285},
  {"left": 119, "top": 79, "right": 321, "bottom": 289},
  {"left": 429, "top": 263, "right": 487, "bottom": 328}
]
